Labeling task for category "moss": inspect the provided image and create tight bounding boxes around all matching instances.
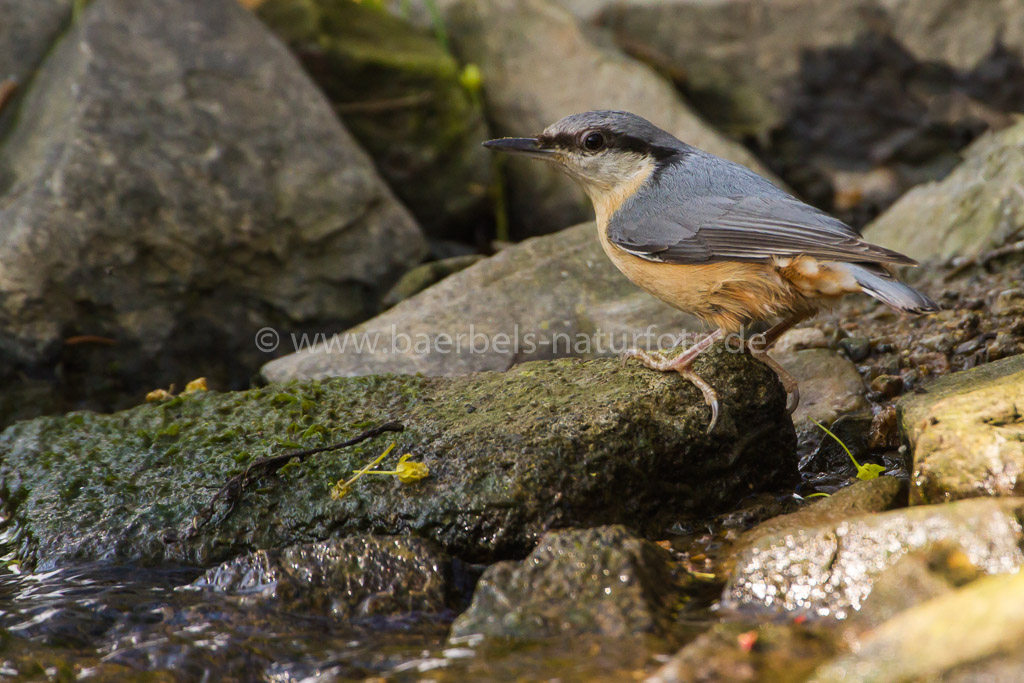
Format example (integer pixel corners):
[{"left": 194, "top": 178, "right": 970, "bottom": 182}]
[
  {"left": 0, "top": 353, "right": 795, "bottom": 570},
  {"left": 255, "top": 0, "right": 492, "bottom": 240}
]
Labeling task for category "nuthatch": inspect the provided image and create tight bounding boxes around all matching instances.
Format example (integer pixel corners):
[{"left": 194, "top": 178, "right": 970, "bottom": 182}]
[{"left": 484, "top": 110, "right": 937, "bottom": 429}]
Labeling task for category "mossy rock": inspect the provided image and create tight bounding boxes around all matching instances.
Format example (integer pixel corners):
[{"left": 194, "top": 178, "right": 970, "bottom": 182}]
[
  {"left": 256, "top": 0, "right": 492, "bottom": 240},
  {"left": 0, "top": 351, "right": 796, "bottom": 570}
]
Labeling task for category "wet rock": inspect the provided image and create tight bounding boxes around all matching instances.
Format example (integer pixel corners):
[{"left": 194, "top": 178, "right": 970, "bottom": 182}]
[
  {"left": 649, "top": 621, "right": 840, "bottom": 683},
  {"left": 445, "top": 0, "right": 777, "bottom": 238},
  {"left": 808, "top": 572, "right": 1024, "bottom": 682},
  {"left": 261, "top": 223, "right": 699, "bottom": 381},
  {"left": 193, "top": 535, "right": 458, "bottom": 619},
  {"left": 255, "top": 0, "right": 492, "bottom": 241},
  {"left": 769, "top": 342, "right": 868, "bottom": 436},
  {"left": 726, "top": 477, "right": 906, "bottom": 572},
  {"left": 868, "top": 373, "right": 903, "bottom": 398},
  {"left": 0, "top": 350, "right": 796, "bottom": 569},
  {"left": 899, "top": 354, "right": 1024, "bottom": 503},
  {"left": 722, "top": 497, "right": 1024, "bottom": 619},
  {"left": 838, "top": 336, "right": 871, "bottom": 363},
  {"left": 449, "top": 526, "right": 684, "bottom": 641},
  {"left": 0, "top": 0, "right": 425, "bottom": 401},
  {"left": 864, "top": 118, "right": 1024, "bottom": 261},
  {"left": 382, "top": 254, "right": 485, "bottom": 307}
]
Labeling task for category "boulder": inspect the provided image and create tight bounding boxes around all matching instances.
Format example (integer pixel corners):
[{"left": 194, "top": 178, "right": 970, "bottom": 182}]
[
  {"left": 0, "top": 0, "right": 425, "bottom": 395},
  {"left": 255, "top": 0, "right": 492, "bottom": 241},
  {"left": 899, "top": 354, "right": 1024, "bottom": 504},
  {"left": 193, "top": 535, "right": 459, "bottom": 619},
  {"left": 808, "top": 572, "right": 1024, "bottom": 683},
  {"left": 261, "top": 223, "right": 699, "bottom": 381},
  {"left": 721, "top": 497, "right": 1024, "bottom": 619},
  {"left": 864, "top": 118, "right": 1024, "bottom": 261},
  {"left": 445, "top": 0, "right": 778, "bottom": 237},
  {"left": 449, "top": 526, "right": 685, "bottom": 641},
  {"left": 0, "top": 351, "right": 796, "bottom": 569}
]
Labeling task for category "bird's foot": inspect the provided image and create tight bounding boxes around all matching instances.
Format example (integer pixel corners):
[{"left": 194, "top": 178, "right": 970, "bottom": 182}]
[
  {"left": 624, "top": 329, "right": 724, "bottom": 433},
  {"left": 678, "top": 368, "right": 720, "bottom": 433},
  {"left": 747, "top": 348, "right": 800, "bottom": 414}
]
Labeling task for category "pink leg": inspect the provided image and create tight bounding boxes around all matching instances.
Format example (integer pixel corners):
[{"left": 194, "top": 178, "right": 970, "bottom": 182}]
[
  {"left": 625, "top": 329, "right": 724, "bottom": 432},
  {"left": 746, "top": 315, "right": 807, "bottom": 414}
]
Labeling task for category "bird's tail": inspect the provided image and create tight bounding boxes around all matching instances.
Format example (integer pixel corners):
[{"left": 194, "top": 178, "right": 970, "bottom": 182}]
[{"left": 844, "top": 263, "right": 940, "bottom": 314}]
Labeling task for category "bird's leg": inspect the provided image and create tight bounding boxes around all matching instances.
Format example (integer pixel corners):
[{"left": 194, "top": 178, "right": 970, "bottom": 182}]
[
  {"left": 745, "top": 315, "right": 806, "bottom": 414},
  {"left": 625, "top": 328, "right": 724, "bottom": 432}
]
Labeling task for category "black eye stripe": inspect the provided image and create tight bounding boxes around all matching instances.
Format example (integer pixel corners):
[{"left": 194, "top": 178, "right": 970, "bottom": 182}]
[{"left": 537, "top": 130, "right": 677, "bottom": 160}]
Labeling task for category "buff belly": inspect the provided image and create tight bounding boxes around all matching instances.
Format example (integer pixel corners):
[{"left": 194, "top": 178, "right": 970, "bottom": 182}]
[{"left": 597, "top": 224, "right": 861, "bottom": 333}]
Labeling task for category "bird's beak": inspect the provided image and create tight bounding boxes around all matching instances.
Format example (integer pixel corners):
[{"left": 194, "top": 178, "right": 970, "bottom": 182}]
[{"left": 482, "top": 137, "right": 555, "bottom": 160}]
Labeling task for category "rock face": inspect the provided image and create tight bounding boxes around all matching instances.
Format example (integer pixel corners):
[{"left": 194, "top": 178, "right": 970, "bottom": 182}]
[
  {"left": 255, "top": 0, "right": 492, "bottom": 241},
  {"left": 261, "top": 223, "right": 698, "bottom": 382},
  {"left": 600, "top": 0, "right": 1024, "bottom": 227},
  {"left": 194, "top": 535, "right": 458, "bottom": 619},
  {"left": 0, "top": 352, "right": 796, "bottom": 569},
  {"left": 449, "top": 526, "right": 684, "bottom": 641},
  {"left": 864, "top": 118, "right": 1024, "bottom": 261},
  {"left": 445, "top": 0, "right": 777, "bottom": 237},
  {"left": 808, "top": 572, "right": 1024, "bottom": 683},
  {"left": 722, "top": 498, "right": 1024, "bottom": 619},
  {"left": 0, "top": 0, "right": 424, "bottom": 391},
  {"left": 0, "top": 0, "right": 71, "bottom": 91},
  {"left": 899, "top": 354, "right": 1024, "bottom": 503}
]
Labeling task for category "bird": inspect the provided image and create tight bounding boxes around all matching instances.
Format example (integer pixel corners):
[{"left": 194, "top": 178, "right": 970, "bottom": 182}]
[{"left": 483, "top": 110, "right": 938, "bottom": 430}]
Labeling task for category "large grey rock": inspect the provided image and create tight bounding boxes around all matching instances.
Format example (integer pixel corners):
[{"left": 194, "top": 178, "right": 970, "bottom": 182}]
[
  {"left": 899, "top": 354, "right": 1024, "bottom": 504},
  {"left": 193, "top": 535, "right": 457, "bottom": 619},
  {"left": 449, "top": 526, "right": 685, "bottom": 641},
  {"left": 0, "top": 0, "right": 425, "bottom": 387},
  {"left": 722, "top": 497, "right": 1024, "bottom": 619},
  {"left": 445, "top": 0, "right": 778, "bottom": 237},
  {"left": 0, "top": 351, "right": 796, "bottom": 569},
  {"left": 864, "top": 118, "right": 1024, "bottom": 261},
  {"left": 261, "top": 223, "right": 699, "bottom": 381},
  {"left": 255, "top": 0, "right": 492, "bottom": 241}
]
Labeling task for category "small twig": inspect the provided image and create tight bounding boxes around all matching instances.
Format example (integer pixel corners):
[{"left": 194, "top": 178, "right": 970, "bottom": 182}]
[
  {"left": 181, "top": 421, "right": 404, "bottom": 539},
  {"left": 334, "top": 92, "right": 432, "bottom": 115},
  {"left": 0, "top": 79, "right": 18, "bottom": 114}
]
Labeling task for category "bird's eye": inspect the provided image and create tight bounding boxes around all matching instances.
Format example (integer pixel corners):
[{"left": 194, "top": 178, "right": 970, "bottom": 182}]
[{"left": 582, "top": 132, "right": 605, "bottom": 151}]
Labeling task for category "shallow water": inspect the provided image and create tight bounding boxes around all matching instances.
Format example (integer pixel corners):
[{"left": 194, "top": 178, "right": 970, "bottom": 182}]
[{"left": 0, "top": 564, "right": 670, "bottom": 681}]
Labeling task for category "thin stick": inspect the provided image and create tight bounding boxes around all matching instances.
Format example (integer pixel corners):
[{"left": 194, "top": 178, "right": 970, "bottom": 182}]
[{"left": 181, "top": 421, "right": 404, "bottom": 539}]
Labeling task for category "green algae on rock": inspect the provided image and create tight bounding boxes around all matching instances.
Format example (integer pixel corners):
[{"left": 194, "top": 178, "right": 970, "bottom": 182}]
[
  {"left": 449, "top": 526, "right": 688, "bottom": 642},
  {"left": 899, "top": 354, "right": 1024, "bottom": 503},
  {"left": 0, "top": 352, "right": 796, "bottom": 570}
]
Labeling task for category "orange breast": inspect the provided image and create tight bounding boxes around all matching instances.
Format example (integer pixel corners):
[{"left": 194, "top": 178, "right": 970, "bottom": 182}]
[{"left": 596, "top": 225, "right": 857, "bottom": 332}]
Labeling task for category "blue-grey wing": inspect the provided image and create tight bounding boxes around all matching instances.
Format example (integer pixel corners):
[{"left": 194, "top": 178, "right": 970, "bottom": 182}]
[{"left": 607, "top": 194, "right": 916, "bottom": 266}]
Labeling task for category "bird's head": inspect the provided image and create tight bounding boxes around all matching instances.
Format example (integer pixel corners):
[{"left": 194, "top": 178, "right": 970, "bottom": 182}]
[{"left": 483, "top": 110, "right": 684, "bottom": 202}]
